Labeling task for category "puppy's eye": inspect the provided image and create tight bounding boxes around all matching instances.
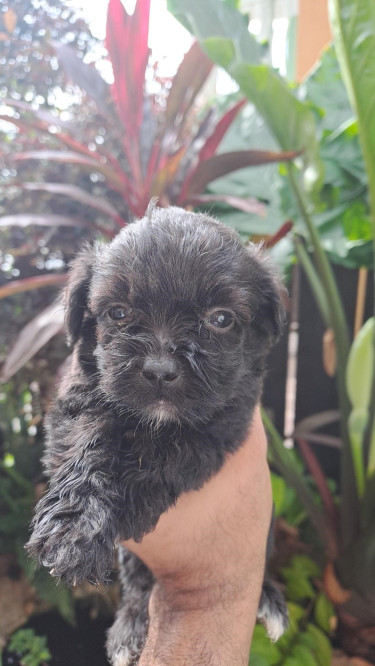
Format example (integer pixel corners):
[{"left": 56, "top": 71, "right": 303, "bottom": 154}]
[
  {"left": 107, "top": 306, "right": 129, "bottom": 321},
  {"left": 206, "top": 310, "right": 235, "bottom": 331}
]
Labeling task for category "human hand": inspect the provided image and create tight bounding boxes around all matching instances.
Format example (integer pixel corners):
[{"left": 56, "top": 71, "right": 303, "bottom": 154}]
[{"left": 122, "top": 407, "right": 273, "bottom": 666}]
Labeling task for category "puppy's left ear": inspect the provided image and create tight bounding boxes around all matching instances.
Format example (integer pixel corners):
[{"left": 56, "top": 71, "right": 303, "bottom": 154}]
[
  {"left": 64, "top": 244, "right": 97, "bottom": 346},
  {"left": 248, "top": 246, "right": 287, "bottom": 343}
]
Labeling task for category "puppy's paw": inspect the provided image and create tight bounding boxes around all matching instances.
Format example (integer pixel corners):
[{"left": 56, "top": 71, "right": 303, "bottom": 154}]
[
  {"left": 257, "top": 580, "right": 289, "bottom": 642},
  {"left": 107, "top": 615, "right": 148, "bottom": 666},
  {"left": 26, "top": 514, "right": 115, "bottom": 586}
]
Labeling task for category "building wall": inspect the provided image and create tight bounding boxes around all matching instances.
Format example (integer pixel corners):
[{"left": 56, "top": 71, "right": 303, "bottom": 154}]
[{"left": 296, "top": 0, "right": 332, "bottom": 81}]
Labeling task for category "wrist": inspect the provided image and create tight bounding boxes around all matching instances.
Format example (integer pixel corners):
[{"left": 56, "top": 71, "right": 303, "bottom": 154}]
[{"left": 139, "top": 578, "right": 256, "bottom": 666}]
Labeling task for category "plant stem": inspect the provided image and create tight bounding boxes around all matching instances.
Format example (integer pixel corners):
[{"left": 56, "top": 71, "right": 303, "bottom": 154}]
[
  {"left": 294, "top": 235, "right": 331, "bottom": 328},
  {"left": 287, "top": 165, "right": 359, "bottom": 549},
  {"left": 262, "top": 409, "right": 338, "bottom": 557}
]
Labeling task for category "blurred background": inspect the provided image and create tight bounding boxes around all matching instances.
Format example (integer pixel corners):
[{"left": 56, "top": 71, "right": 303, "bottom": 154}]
[{"left": 0, "top": 1, "right": 374, "bottom": 664}]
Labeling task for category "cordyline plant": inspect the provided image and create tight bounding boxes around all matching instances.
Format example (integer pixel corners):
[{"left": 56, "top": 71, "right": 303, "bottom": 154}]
[
  {"left": 168, "top": 0, "right": 375, "bottom": 660},
  {"left": 0, "top": 0, "right": 297, "bottom": 382}
]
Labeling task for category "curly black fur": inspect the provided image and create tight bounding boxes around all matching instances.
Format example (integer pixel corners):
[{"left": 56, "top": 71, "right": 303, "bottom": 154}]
[{"left": 26, "top": 204, "right": 288, "bottom": 664}]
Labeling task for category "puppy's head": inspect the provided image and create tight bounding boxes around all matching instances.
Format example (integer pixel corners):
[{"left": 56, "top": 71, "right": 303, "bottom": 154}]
[{"left": 65, "top": 203, "right": 285, "bottom": 427}]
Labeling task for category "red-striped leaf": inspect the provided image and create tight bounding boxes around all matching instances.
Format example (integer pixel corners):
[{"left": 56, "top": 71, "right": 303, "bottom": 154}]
[
  {"left": 0, "top": 274, "right": 68, "bottom": 300},
  {"left": 106, "top": 0, "right": 151, "bottom": 137},
  {"left": 12, "top": 150, "right": 125, "bottom": 188},
  {"left": 164, "top": 42, "right": 213, "bottom": 135},
  {"left": 198, "top": 99, "right": 247, "bottom": 163},
  {"left": 182, "top": 193, "right": 266, "bottom": 216},
  {"left": 0, "top": 214, "right": 92, "bottom": 230},
  {"left": 179, "top": 149, "right": 300, "bottom": 200},
  {"left": 0, "top": 114, "right": 45, "bottom": 134},
  {"left": 1, "top": 304, "right": 65, "bottom": 382},
  {"left": 21, "top": 183, "right": 126, "bottom": 227},
  {"left": 150, "top": 147, "right": 186, "bottom": 197},
  {"left": 297, "top": 437, "right": 339, "bottom": 555},
  {"left": 2, "top": 98, "right": 73, "bottom": 128}
]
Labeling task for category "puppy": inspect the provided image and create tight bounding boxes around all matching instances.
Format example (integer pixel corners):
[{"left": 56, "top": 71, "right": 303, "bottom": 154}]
[{"left": 27, "top": 202, "right": 288, "bottom": 665}]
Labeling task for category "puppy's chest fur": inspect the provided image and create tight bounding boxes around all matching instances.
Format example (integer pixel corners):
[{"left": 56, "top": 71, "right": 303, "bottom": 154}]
[{"left": 46, "top": 374, "right": 254, "bottom": 542}]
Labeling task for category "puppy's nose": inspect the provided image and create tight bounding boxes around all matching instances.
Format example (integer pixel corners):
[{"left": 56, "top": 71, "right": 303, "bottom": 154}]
[{"left": 142, "top": 356, "right": 179, "bottom": 385}]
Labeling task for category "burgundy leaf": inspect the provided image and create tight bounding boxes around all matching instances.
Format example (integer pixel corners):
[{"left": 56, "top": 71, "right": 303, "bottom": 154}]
[
  {"left": 164, "top": 42, "right": 213, "bottom": 137},
  {"left": 297, "top": 437, "right": 339, "bottom": 553},
  {"left": 12, "top": 150, "right": 126, "bottom": 188},
  {"left": 198, "top": 99, "right": 247, "bottom": 163},
  {"left": 150, "top": 147, "right": 186, "bottom": 197},
  {"left": 0, "top": 274, "right": 68, "bottom": 300},
  {"left": 3, "top": 98, "right": 73, "bottom": 128},
  {"left": 0, "top": 113, "right": 46, "bottom": 134},
  {"left": 106, "top": 0, "right": 151, "bottom": 137},
  {"left": 294, "top": 411, "right": 341, "bottom": 438},
  {"left": 21, "top": 183, "right": 126, "bottom": 227},
  {"left": 182, "top": 193, "right": 266, "bottom": 216},
  {"left": 1, "top": 304, "right": 65, "bottom": 382},
  {"left": 0, "top": 114, "right": 125, "bottom": 185},
  {"left": 263, "top": 221, "right": 293, "bottom": 248},
  {"left": 179, "top": 149, "right": 300, "bottom": 200},
  {"left": 0, "top": 214, "right": 92, "bottom": 230},
  {"left": 52, "top": 42, "right": 112, "bottom": 117}
]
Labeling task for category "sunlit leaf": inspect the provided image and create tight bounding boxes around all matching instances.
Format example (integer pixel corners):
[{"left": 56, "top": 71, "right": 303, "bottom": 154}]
[
  {"left": 52, "top": 41, "right": 112, "bottom": 117},
  {"left": 184, "top": 193, "right": 266, "bottom": 215},
  {"left": 0, "top": 214, "right": 92, "bottom": 230},
  {"left": 106, "top": 0, "right": 151, "bottom": 137}
]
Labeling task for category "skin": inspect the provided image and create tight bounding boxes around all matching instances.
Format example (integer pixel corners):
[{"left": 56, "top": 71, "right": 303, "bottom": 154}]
[{"left": 122, "top": 408, "right": 272, "bottom": 666}]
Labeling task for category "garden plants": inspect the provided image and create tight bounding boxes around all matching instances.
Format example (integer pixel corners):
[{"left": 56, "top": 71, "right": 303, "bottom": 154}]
[{"left": 168, "top": 0, "right": 375, "bottom": 660}]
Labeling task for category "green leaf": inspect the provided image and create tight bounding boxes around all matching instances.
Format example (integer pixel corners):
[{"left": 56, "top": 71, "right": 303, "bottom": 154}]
[
  {"left": 305, "top": 624, "right": 332, "bottom": 666},
  {"left": 329, "top": 0, "right": 375, "bottom": 240},
  {"left": 346, "top": 317, "right": 375, "bottom": 410},
  {"left": 168, "top": 0, "right": 323, "bottom": 192},
  {"left": 271, "top": 473, "right": 286, "bottom": 517},
  {"left": 303, "top": 45, "right": 353, "bottom": 132},
  {"left": 281, "top": 555, "right": 320, "bottom": 602},
  {"left": 314, "top": 592, "right": 336, "bottom": 634},
  {"left": 291, "top": 645, "right": 318, "bottom": 666},
  {"left": 249, "top": 625, "right": 282, "bottom": 665}
]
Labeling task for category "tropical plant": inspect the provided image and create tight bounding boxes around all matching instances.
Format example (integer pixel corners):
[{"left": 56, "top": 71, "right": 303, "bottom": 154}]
[
  {"left": 0, "top": 0, "right": 298, "bottom": 383},
  {"left": 250, "top": 554, "right": 334, "bottom": 666},
  {"left": 168, "top": 0, "right": 375, "bottom": 660},
  {"left": 4, "top": 628, "right": 51, "bottom": 666}
]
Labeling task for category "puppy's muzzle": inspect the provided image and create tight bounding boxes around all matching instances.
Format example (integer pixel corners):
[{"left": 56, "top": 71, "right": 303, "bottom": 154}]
[{"left": 142, "top": 355, "right": 180, "bottom": 387}]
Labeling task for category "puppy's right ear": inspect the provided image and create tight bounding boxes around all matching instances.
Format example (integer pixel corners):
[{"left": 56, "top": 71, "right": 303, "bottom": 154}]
[{"left": 64, "top": 244, "right": 97, "bottom": 346}]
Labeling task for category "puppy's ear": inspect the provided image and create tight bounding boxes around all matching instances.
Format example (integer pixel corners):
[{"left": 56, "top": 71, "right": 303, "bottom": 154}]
[
  {"left": 64, "top": 244, "right": 96, "bottom": 346},
  {"left": 248, "top": 245, "right": 287, "bottom": 343}
]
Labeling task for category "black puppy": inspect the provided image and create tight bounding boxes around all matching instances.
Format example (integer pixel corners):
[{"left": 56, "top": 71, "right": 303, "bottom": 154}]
[{"left": 27, "top": 203, "right": 288, "bottom": 665}]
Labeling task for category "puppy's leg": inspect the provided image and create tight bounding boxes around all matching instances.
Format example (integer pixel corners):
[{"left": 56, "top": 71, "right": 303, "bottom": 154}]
[
  {"left": 257, "top": 579, "right": 289, "bottom": 642},
  {"left": 257, "top": 518, "right": 288, "bottom": 641},
  {"left": 107, "top": 547, "right": 154, "bottom": 666},
  {"left": 27, "top": 409, "right": 121, "bottom": 586}
]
